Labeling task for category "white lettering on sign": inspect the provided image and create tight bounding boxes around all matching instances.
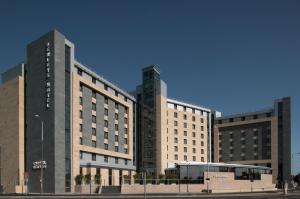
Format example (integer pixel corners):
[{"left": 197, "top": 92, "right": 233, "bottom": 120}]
[
  {"left": 32, "top": 161, "right": 47, "bottom": 169},
  {"left": 45, "top": 42, "right": 51, "bottom": 109}
]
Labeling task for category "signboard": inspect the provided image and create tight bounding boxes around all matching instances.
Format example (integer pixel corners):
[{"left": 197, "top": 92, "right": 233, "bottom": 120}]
[
  {"left": 45, "top": 42, "right": 51, "bottom": 109},
  {"left": 32, "top": 161, "right": 47, "bottom": 169}
]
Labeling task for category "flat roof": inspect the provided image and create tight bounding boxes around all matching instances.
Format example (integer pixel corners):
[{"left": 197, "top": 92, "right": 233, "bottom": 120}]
[
  {"left": 167, "top": 98, "right": 211, "bottom": 113},
  {"left": 172, "top": 162, "right": 271, "bottom": 170},
  {"left": 74, "top": 60, "right": 136, "bottom": 102},
  {"left": 215, "top": 108, "right": 273, "bottom": 120}
]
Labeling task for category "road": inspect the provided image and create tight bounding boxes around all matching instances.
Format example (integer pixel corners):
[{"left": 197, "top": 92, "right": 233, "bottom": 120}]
[{"left": 1, "top": 192, "right": 300, "bottom": 199}]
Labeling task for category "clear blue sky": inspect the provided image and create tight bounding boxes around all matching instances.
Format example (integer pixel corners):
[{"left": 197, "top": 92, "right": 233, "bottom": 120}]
[{"left": 0, "top": 0, "right": 299, "bottom": 173}]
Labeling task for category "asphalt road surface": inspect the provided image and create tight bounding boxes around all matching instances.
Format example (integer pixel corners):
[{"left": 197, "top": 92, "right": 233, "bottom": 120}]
[{"left": 1, "top": 192, "right": 300, "bottom": 199}]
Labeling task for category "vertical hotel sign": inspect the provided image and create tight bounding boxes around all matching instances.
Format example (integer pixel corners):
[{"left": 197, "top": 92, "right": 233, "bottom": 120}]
[{"left": 45, "top": 42, "right": 51, "bottom": 109}]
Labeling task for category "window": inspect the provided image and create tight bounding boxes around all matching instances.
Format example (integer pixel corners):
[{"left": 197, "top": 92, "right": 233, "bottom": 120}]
[
  {"left": 115, "top": 113, "right": 119, "bottom": 120},
  {"left": 80, "top": 124, "right": 83, "bottom": 132},
  {"left": 184, "top": 155, "right": 187, "bottom": 161},
  {"left": 174, "top": 129, "right": 178, "bottom": 135},
  {"left": 124, "top": 138, "right": 128, "bottom": 144},
  {"left": 174, "top": 121, "right": 178, "bottom": 126},
  {"left": 193, "top": 140, "right": 196, "bottom": 145},
  {"left": 124, "top": 97, "right": 127, "bottom": 102},
  {"left": 104, "top": 84, "right": 108, "bottom": 91},
  {"left": 92, "top": 153, "right": 96, "bottom": 161},
  {"left": 79, "top": 110, "right": 83, "bottom": 119},
  {"left": 92, "top": 90, "right": 96, "bottom": 98},
  {"left": 183, "top": 114, "right": 187, "bottom": 120},
  {"left": 92, "top": 141, "right": 96, "bottom": 148},
  {"left": 104, "top": 120, "right": 108, "bottom": 128},
  {"left": 79, "top": 137, "right": 83, "bottom": 145},
  {"left": 193, "top": 156, "right": 196, "bottom": 161},
  {"left": 241, "top": 116, "right": 245, "bottom": 121},
  {"left": 115, "top": 158, "right": 119, "bottom": 164},
  {"left": 77, "top": 68, "right": 82, "bottom": 76},
  {"left": 174, "top": 154, "right": 178, "bottom": 160},
  {"left": 92, "top": 103, "right": 96, "bottom": 111},
  {"left": 174, "top": 104, "right": 177, "bottom": 110},
  {"left": 174, "top": 146, "right": 178, "bottom": 152},
  {"left": 192, "top": 124, "right": 195, "bottom": 129},
  {"left": 80, "top": 152, "right": 83, "bottom": 159},
  {"left": 201, "top": 118, "right": 204, "bottom": 123},
  {"left": 115, "top": 146, "right": 119, "bottom": 152},
  {"left": 115, "top": 103, "right": 119, "bottom": 109},
  {"left": 80, "top": 84, "right": 83, "bottom": 92},
  {"left": 92, "top": 128, "right": 96, "bottom": 136},
  {"left": 104, "top": 144, "right": 108, "bottom": 150},
  {"left": 201, "top": 141, "right": 204, "bottom": 146},
  {"left": 192, "top": 109, "right": 195, "bottom": 114},
  {"left": 184, "top": 139, "right": 187, "bottom": 144},
  {"left": 201, "top": 157, "right": 204, "bottom": 162},
  {"left": 192, "top": 116, "right": 195, "bottom": 121},
  {"left": 124, "top": 148, "right": 128, "bottom": 154},
  {"left": 125, "top": 159, "right": 128, "bottom": 165},
  {"left": 174, "top": 112, "right": 178, "bottom": 118},
  {"left": 115, "top": 135, "right": 119, "bottom": 142},
  {"left": 104, "top": 97, "right": 108, "bottom": 104},
  {"left": 104, "top": 131, "right": 108, "bottom": 139},
  {"left": 124, "top": 117, "right": 128, "bottom": 123},
  {"left": 201, "top": 149, "right": 204, "bottom": 154},
  {"left": 193, "top": 148, "right": 196, "bottom": 153},
  {"left": 192, "top": 132, "right": 196, "bottom": 137},
  {"left": 104, "top": 108, "right": 108, "bottom": 116},
  {"left": 115, "top": 91, "right": 118, "bottom": 97},
  {"left": 201, "top": 134, "right": 204, "bottom": 139},
  {"left": 92, "top": 115, "right": 96, "bottom": 123},
  {"left": 184, "top": 147, "right": 187, "bottom": 152},
  {"left": 115, "top": 124, "right": 119, "bottom": 131},
  {"left": 184, "top": 123, "right": 187, "bottom": 128},
  {"left": 92, "top": 77, "right": 96, "bottom": 84},
  {"left": 184, "top": 131, "right": 187, "bottom": 136},
  {"left": 124, "top": 128, "right": 128, "bottom": 134},
  {"left": 79, "top": 97, "right": 83, "bottom": 105},
  {"left": 201, "top": 126, "right": 204, "bottom": 131},
  {"left": 104, "top": 155, "right": 108, "bottom": 163},
  {"left": 174, "top": 137, "right": 178, "bottom": 143}
]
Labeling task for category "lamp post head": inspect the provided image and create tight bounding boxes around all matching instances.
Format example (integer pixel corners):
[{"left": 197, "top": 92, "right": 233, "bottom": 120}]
[{"left": 35, "top": 114, "right": 40, "bottom": 118}]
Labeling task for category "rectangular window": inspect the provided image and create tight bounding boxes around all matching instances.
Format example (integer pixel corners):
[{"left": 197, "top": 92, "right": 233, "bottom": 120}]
[
  {"left": 104, "top": 143, "right": 108, "bottom": 150},
  {"left": 125, "top": 107, "right": 128, "bottom": 114},
  {"left": 184, "top": 155, "right": 187, "bottom": 161},
  {"left": 115, "top": 103, "right": 119, "bottom": 109},
  {"left": 193, "top": 156, "right": 196, "bottom": 161},
  {"left": 104, "top": 84, "right": 108, "bottom": 91},
  {"left": 104, "top": 120, "right": 108, "bottom": 128},
  {"left": 183, "top": 114, "right": 187, "bottom": 120},
  {"left": 92, "top": 103, "right": 96, "bottom": 111},
  {"left": 104, "top": 97, "right": 108, "bottom": 104},
  {"left": 192, "top": 124, "right": 195, "bottom": 129},
  {"left": 174, "top": 129, "right": 178, "bottom": 135},
  {"left": 201, "top": 157, "right": 204, "bottom": 162},
  {"left": 92, "top": 77, "right": 96, "bottom": 84},
  {"left": 92, "top": 115, "right": 96, "bottom": 123},
  {"left": 201, "top": 134, "right": 204, "bottom": 139},
  {"left": 92, "top": 153, "right": 96, "bottom": 161},
  {"left": 115, "top": 158, "right": 119, "bottom": 164},
  {"left": 115, "top": 113, "right": 119, "bottom": 120},
  {"left": 193, "top": 140, "right": 196, "bottom": 145},
  {"left": 174, "top": 154, "right": 178, "bottom": 160},
  {"left": 192, "top": 132, "right": 196, "bottom": 137},
  {"left": 174, "top": 121, "right": 178, "bottom": 126},
  {"left": 78, "top": 68, "right": 82, "bottom": 76},
  {"left": 79, "top": 110, "right": 83, "bottom": 119},
  {"left": 184, "top": 139, "right": 187, "bottom": 144},
  {"left": 174, "top": 146, "right": 178, "bottom": 152},
  {"left": 184, "top": 147, "right": 187, "bottom": 152},
  {"left": 124, "top": 128, "right": 128, "bottom": 134},
  {"left": 115, "top": 124, "right": 119, "bottom": 131},
  {"left": 174, "top": 137, "right": 178, "bottom": 143},
  {"left": 192, "top": 116, "right": 195, "bottom": 121},
  {"left": 115, "top": 91, "right": 118, "bottom": 97},
  {"left": 115, "top": 135, "right": 119, "bottom": 142},
  {"left": 124, "top": 117, "right": 128, "bottom": 123},
  {"left": 201, "top": 118, "right": 204, "bottom": 123},
  {"left": 80, "top": 124, "right": 83, "bottom": 132},
  {"left": 104, "top": 155, "right": 108, "bottom": 162},
  {"left": 79, "top": 137, "right": 83, "bottom": 145},
  {"left": 80, "top": 152, "right": 83, "bottom": 159},
  {"left": 193, "top": 148, "right": 196, "bottom": 153},
  {"left": 174, "top": 112, "right": 178, "bottom": 118},
  {"left": 104, "top": 131, "right": 108, "bottom": 139},
  {"left": 124, "top": 138, "right": 128, "bottom": 144},
  {"left": 201, "top": 141, "right": 204, "bottom": 146},
  {"left": 115, "top": 146, "right": 119, "bottom": 152},
  {"left": 92, "top": 140, "right": 96, "bottom": 148},
  {"left": 125, "top": 159, "right": 128, "bottom": 165},
  {"left": 184, "top": 123, "right": 187, "bottom": 128},
  {"left": 80, "top": 84, "right": 83, "bottom": 92},
  {"left": 92, "top": 128, "right": 96, "bottom": 136},
  {"left": 79, "top": 97, "right": 83, "bottom": 105},
  {"left": 92, "top": 90, "right": 96, "bottom": 98},
  {"left": 201, "top": 126, "right": 204, "bottom": 131},
  {"left": 201, "top": 149, "right": 204, "bottom": 154},
  {"left": 124, "top": 148, "right": 128, "bottom": 154},
  {"left": 184, "top": 131, "right": 187, "bottom": 136}
]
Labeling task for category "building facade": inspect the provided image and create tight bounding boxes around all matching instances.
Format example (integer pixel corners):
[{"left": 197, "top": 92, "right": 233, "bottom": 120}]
[
  {"left": 133, "top": 66, "right": 211, "bottom": 177},
  {"left": 0, "top": 30, "right": 136, "bottom": 193},
  {"left": 213, "top": 97, "right": 291, "bottom": 183}
]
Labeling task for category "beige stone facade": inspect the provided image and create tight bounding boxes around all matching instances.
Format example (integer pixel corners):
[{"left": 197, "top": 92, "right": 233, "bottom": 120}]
[{"left": 0, "top": 76, "right": 25, "bottom": 193}]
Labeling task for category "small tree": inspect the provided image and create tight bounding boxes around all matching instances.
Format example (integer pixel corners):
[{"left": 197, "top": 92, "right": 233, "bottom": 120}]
[
  {"left": 83, "top": 173, "right": 91, "bottom": 184},
  {"left": 75, "top": 174, "right": 83, "bottom": 185}
]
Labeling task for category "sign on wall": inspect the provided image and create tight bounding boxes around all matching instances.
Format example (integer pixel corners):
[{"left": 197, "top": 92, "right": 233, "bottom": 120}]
[
  {"left": 45, "top": 42, "right": 51, "bottom": 109},
  {"left": 32, "top": 160, "right": 47, "bottom": 169}
]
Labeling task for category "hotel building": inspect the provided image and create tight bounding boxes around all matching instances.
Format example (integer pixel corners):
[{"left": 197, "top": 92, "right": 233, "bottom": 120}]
[
  {"left": 0, "top": 30, "right": 136, "bottom": 193},
  {"left": 213, "top": 97, "right": 291, "bottom": 183},
  {"left": 133, "top": 66, "right": 211, "bottom": 177}
]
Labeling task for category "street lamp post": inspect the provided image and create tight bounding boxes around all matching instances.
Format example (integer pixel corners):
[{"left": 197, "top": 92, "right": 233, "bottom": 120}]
[{"left": 35, "top": 114, "right": 44, "bottom": 194}]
